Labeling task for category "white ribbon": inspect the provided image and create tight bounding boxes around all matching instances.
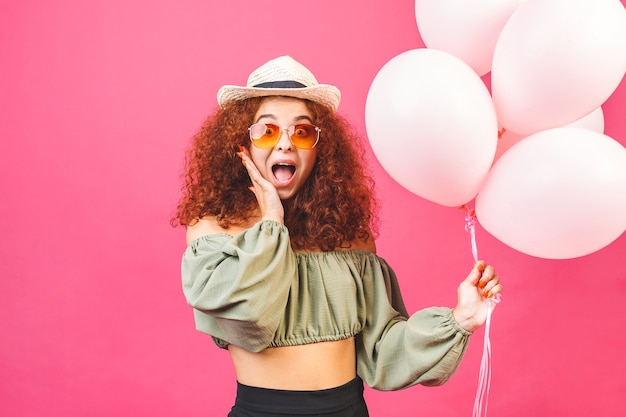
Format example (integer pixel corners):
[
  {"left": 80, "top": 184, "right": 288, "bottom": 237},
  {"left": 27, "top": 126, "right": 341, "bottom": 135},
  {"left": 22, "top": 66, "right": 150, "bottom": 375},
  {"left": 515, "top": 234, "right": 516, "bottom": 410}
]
[{"left": 463, "top": 205, "right": 500, "bottom": 417}]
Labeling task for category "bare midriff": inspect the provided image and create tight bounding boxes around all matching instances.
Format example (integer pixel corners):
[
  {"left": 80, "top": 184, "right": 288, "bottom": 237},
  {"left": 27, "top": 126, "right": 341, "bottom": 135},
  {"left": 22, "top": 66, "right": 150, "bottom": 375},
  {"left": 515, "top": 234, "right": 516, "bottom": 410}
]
[{"left": 228, "top": 338, "right": 357, "bottom": 390}]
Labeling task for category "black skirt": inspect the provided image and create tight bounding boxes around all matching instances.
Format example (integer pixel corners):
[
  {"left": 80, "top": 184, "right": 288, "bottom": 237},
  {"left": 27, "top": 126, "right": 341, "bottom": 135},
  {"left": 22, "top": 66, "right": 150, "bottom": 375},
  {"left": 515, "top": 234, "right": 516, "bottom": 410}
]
[{"left": 227, "top": 376, "right": 370, "bottom": 417}]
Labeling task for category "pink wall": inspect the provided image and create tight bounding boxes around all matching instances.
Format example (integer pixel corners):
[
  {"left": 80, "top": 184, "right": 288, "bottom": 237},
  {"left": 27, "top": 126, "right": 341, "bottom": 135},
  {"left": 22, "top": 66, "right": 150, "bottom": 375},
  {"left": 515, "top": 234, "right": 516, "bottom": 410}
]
[{"left": 2, "top": 1, "right": 625, "bottom": 416}]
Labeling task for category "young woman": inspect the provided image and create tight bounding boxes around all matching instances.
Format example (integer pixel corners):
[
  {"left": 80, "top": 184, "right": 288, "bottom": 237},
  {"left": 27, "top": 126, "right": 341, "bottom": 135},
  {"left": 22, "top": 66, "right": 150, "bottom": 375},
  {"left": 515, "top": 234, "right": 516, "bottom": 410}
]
[{"left": 173, "top": 56, "right": 502, "bottom": 417}]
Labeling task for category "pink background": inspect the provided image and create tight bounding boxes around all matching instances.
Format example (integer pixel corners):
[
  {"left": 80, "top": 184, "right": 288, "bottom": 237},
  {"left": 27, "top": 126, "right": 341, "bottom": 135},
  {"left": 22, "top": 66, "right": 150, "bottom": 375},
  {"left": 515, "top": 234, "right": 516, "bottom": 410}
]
[{"left": 2, "top": 1, "right": 625, "bottom": 416}]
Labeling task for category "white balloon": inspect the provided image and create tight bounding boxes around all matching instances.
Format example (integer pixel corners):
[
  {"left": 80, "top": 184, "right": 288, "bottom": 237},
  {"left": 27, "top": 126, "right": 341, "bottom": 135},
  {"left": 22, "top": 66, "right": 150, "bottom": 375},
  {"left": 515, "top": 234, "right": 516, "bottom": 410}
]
[
  {"left": 492, "top": 0, "right": 626, "bottom": 135},
  {"left": 494, "top": 106, "right": 605, "bottom": 162},
  {"left": 365, "top": 49, "right": 498, "bottom": 207},
  {"left": 415, "top": 0, "right": 526, "bottom": 76},
  {"left": 476, "top": 128, "right": 626, "bottom": 259},
  {"left": 569, "top": 106, "right": 605, "bottom": 133}
]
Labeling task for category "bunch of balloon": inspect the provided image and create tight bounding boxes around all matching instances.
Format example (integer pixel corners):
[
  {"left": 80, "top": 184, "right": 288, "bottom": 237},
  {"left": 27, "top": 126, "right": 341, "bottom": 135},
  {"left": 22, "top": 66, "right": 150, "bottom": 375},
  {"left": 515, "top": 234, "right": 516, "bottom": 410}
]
[
  {"left": 365, "top": 0, "right": 626, "bottom": 260},
  {"left": 366, "top": 2, "right": 626, "bottom": 415}
]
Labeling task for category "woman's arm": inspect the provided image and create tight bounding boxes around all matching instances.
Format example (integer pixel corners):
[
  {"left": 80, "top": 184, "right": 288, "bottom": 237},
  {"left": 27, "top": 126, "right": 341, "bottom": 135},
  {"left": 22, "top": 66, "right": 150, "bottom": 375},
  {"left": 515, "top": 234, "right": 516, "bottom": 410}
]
[{"left": 182, "top": 220, "right": 296, "bottom": 352}]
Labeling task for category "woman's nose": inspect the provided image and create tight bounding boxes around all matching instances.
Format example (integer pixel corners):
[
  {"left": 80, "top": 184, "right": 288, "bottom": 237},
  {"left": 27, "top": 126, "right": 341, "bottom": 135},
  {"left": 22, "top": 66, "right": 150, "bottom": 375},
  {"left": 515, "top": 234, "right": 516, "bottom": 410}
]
[{"left": 275, "top": 128, "right": 293, "bottom": 150}]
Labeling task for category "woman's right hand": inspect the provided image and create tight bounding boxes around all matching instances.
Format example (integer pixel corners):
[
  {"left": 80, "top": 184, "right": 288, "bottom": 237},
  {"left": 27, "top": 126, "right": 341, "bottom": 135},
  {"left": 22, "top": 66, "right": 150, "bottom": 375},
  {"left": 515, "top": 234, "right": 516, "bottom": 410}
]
[{"left": 237, "top": 147, "right": 285, "bottom": 224}]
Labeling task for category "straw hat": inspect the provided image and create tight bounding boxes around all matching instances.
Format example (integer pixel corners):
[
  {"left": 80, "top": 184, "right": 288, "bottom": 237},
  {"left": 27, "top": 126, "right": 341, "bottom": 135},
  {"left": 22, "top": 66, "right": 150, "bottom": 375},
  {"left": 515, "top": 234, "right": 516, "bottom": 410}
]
[{"left": 217, "top": 56, "right": 341, "bottom": 112}]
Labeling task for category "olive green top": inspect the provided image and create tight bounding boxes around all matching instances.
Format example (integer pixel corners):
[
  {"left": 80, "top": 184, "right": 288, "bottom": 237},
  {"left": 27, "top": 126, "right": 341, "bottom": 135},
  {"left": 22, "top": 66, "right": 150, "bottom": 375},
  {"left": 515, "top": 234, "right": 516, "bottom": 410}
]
[{"left": 182, "top": 220, "right": 472, "bottom": 390}]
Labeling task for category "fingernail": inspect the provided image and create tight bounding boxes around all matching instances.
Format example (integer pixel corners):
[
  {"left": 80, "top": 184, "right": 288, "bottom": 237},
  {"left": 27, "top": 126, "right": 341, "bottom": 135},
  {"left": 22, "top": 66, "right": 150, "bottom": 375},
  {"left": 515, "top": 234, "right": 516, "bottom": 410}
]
[
  {"left": 242, "top": 160, "right": 247, "bottom": 167},
  {"left": 236, "top": 152, "right": 242, "bottom": 158},
  {"left": 239, "top": 145, "right": 245, "bottom": 152},
  {"left": 473, "top": 262, "right": 485, "bottom": 272},
  {"left": 482, "top": 290, "right": 490, "bottom": 298},
  {"left": 478, "top": 281, "right": 486, "bottom": 288}
]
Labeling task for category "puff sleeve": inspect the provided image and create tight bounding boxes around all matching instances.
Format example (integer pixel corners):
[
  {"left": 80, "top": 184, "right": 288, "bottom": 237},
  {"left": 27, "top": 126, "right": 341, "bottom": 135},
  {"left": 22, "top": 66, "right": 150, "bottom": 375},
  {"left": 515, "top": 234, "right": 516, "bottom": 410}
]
[
  {"left": 355, "top": 257, "right": 472, "bottom": 390},
  {"left": 181, "top": 220, "right": 297, "bottom": 352}
]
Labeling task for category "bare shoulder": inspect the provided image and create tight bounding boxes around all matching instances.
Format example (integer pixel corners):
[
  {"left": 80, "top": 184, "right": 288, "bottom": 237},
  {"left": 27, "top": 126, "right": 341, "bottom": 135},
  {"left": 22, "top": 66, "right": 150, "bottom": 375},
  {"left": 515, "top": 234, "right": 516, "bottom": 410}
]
[
  {"left": 185, "top": 217, "right": 222, "bottom": 245},
  {"left": 185, "top": 217, "right": 253, "bottom": 245},
  {"left": 347, "top": 228, "right": 377, "bottom": 253}
]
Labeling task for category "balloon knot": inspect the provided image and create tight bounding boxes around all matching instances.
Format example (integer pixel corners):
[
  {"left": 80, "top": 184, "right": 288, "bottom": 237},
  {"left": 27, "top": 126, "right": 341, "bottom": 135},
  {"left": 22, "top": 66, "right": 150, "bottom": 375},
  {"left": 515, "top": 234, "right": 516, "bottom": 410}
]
[{"left": 460, "top": 204, "right": 476, "bottom": 218}]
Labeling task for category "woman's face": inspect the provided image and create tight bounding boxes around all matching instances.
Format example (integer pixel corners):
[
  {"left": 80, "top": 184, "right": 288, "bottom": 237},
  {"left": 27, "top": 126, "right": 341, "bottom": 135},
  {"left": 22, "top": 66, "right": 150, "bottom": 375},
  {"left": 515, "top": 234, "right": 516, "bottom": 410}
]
[{"left": 249, "top": 96, "right": 318, "bottom": 200}]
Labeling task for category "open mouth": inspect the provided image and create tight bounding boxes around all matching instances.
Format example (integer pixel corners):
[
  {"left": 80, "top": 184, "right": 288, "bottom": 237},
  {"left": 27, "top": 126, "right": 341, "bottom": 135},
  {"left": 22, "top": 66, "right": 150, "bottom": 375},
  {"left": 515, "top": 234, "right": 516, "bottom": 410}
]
[{"left": 272, "top": 163, "right": 296, "bottom": 183}]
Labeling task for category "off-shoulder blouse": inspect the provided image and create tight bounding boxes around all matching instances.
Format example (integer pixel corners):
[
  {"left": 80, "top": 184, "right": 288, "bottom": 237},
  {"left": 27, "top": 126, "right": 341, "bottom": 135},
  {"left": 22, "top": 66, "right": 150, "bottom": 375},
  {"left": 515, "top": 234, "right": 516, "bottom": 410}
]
[{"left": 181, "top": 220, "right": 471, "bottom": 390}]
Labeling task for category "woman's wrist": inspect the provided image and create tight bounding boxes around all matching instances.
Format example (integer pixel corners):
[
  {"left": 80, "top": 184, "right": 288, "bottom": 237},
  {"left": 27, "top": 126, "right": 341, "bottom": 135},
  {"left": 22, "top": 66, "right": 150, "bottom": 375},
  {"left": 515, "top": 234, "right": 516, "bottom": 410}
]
[
  {"left": 262, "top": 214, "right": 284, "bottom": 224},
  {"left": 452, "top": 307, "right": 479, "bottom": 333}
]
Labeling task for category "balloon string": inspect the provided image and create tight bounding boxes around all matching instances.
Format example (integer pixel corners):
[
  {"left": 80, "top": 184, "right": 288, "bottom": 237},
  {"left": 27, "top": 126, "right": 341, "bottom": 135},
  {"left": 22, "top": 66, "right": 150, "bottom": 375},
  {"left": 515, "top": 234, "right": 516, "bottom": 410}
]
[
  {"left": 461, "top": 204, "right": 479, "bottom": 263},
  {"left": 460, "top": 205, "right": 500, "bottom": 417},
  {"left": 473, "top": 299, "right": 498, "bottom": 417}
]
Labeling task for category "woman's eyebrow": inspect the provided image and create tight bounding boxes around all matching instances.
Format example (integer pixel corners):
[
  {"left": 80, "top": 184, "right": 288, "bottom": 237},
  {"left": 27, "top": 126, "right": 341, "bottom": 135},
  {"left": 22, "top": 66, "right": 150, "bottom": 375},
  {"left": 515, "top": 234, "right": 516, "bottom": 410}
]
[
  {"left": 255, "top": 114, "right": 314, "bottom": 124},
  {"left": 254, "top": 113, "right": 276, "bottom": 123},
  {"left": 293, "top": 115, "right": 314, "bottom": 123}
]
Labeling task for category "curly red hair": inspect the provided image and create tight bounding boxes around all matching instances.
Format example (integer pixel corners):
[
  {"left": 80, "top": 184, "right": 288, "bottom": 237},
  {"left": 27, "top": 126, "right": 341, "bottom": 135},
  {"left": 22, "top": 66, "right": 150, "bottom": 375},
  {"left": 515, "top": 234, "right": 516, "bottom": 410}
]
[{"left": 172, "top": 97, "right": 379, "bottom": 251}]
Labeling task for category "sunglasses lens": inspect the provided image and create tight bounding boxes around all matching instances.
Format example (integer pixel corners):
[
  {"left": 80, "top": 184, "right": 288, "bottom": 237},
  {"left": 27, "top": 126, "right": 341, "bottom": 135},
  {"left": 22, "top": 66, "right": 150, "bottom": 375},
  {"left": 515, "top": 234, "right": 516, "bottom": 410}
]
[
  {"left": 249, "top": 123, "right": 279, "bottom": 148},
  {"left": 249, "top": 123, "right": 320, "bottom": 149},
  {"left": 290, "top": 124, "right": 319, "bottom": 149}
]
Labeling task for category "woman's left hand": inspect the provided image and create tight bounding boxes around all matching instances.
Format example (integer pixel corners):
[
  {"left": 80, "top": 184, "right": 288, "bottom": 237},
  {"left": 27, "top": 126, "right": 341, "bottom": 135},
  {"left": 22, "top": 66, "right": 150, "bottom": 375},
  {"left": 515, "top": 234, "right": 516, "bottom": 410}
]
[
  {"left": 452, "top": 261, "right": 502, "bottom": 332},
  {"left": 237, "top": 146, "right": 285, "bottom": 224}
]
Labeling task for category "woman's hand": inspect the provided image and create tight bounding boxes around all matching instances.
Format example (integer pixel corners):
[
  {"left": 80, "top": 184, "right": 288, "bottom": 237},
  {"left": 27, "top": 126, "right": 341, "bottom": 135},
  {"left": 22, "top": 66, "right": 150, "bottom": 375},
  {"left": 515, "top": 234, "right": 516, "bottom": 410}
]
[
  {"left": 452, "top": 261, "right": 502, "bottom": 333},
  {"left": 237, "top": 147, "right": 285, "bottom": 224}
]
